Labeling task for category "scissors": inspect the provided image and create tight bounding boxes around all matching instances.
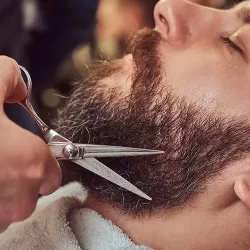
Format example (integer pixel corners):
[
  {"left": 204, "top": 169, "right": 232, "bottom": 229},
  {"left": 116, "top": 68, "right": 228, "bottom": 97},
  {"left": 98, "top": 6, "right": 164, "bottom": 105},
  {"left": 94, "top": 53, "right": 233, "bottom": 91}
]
[{"left": 18, "top": 66, "right": 164, "bottom": 201}]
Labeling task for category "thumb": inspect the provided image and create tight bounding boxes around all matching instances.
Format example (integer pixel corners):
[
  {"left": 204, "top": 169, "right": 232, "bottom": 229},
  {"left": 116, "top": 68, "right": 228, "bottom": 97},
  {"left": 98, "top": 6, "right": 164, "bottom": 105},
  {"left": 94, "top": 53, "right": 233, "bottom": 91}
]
[
  {"left": 0, "top": 56, "right": 27, "bottom": 104},
  {"left": 39, "top": 155, "right": 62, "bottom": 196}
]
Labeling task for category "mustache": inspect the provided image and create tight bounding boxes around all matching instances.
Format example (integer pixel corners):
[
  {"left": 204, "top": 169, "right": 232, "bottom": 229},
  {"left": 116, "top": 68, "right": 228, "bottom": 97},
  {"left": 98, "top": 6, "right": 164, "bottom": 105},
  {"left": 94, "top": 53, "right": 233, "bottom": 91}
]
[
  {"left": 126, "top": 28, "right": 162, "bottom": 70},
  {"left": 83, "top": 28, "right": 163, "bottom": 104},
  {"left": 125, "top": 28, "right": 164, "bottom": 109}
]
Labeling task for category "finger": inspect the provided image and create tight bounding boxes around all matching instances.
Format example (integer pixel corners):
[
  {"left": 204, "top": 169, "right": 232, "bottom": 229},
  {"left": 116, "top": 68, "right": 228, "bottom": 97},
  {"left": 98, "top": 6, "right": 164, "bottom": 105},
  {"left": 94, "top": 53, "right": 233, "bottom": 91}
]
[
  {"left": 0, "top": 184, "right": 39, "bottom": 224},
  {"left": 0, "top": 56, "right": 27, "bottom": 104},
  {"left": 39, "top": 153, "right": 62, "bottom": 195}
]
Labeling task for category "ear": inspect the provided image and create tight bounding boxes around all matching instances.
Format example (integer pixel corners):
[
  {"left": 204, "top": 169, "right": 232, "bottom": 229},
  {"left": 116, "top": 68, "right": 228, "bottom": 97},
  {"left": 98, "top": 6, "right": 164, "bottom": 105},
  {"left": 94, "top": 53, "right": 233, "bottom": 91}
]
[{"left": 234, "top": 177, "right": 250, "bottom": 208}]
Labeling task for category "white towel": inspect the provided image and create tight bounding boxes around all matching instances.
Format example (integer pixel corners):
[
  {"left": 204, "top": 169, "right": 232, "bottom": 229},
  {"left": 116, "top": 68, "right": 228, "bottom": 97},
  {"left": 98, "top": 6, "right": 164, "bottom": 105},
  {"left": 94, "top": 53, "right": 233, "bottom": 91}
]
[{"left": 0, "top": 182, "right": 152, "bottom": 250}]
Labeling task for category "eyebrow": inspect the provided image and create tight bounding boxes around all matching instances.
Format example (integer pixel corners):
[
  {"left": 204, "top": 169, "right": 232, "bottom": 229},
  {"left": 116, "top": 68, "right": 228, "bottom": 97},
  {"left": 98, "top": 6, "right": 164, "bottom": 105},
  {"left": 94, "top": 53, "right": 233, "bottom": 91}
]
[{"left": 237, "top": 6, "right": 250, "bottom": 24}]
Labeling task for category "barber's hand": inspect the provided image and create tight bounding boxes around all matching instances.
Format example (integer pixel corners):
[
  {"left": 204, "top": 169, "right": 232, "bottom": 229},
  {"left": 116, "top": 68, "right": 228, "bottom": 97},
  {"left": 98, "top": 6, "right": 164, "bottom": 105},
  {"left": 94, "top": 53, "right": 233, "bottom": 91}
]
[{"left": 0, "top": 56, "right": 62, "bottom": 232}]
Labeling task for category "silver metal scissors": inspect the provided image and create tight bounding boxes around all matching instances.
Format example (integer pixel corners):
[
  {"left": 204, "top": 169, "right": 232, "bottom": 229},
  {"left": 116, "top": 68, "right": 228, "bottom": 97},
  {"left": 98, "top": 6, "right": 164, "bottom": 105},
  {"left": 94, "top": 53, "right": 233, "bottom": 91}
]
[{"left": 18, "top": 66, "right": 164, "bottom": 200}]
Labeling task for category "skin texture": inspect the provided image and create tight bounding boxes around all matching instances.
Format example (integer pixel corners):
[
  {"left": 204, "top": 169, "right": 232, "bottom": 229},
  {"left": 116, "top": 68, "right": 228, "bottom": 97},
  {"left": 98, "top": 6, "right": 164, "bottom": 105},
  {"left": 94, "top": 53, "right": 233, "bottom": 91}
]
[
  {"left": 0, "top": 56, "right": 61, "bottom": 232},
  {"left": 127, "top": 1, "right": 250, "bottom": 248},
  {"left": 55, "top": 0, "right": 250, "bottom": 249}
]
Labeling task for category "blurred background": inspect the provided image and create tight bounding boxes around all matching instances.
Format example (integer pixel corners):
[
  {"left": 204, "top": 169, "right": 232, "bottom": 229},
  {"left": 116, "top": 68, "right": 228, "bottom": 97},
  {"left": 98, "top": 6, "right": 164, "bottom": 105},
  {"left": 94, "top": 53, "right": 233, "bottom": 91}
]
[{"left": 0, "top": 0, "right": 244, "bottom": 134}]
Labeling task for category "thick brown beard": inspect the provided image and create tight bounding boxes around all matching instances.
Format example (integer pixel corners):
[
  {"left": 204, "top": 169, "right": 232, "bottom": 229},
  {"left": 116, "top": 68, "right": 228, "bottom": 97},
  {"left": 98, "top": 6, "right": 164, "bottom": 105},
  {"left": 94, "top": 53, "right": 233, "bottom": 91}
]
[{"left": 55, "top": 28, "right": 250, "bottom": 216}]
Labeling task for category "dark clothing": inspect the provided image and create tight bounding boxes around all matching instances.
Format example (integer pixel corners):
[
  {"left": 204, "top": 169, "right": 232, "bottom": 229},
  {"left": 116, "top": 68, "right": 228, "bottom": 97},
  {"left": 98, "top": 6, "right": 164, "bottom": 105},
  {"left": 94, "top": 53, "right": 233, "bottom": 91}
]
[
  {"left": 0, "top": 0, "right": 99, "bottom": 133},
  {"left": 0, "top": 0, "right": 26, "bottom": 64},
  {"left": 28, "top": 0, "right": 99, "bottom": 90}
]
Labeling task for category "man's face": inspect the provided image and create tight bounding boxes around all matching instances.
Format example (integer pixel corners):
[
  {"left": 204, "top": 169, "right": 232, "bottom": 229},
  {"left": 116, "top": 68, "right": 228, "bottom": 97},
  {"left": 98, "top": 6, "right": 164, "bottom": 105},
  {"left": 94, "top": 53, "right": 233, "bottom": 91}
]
[
  {"left": 92, "top": 0, "right": 250, "bottom": 119},
  {"left": 57, "top": 1, "right": 250, "bottom": 249}
]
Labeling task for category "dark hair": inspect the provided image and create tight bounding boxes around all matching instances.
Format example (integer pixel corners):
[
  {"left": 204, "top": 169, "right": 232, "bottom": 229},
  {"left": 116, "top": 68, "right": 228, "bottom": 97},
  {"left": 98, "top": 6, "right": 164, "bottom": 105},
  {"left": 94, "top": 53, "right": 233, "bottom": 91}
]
[{"left": 56, "top": 28, "right": 250, "bottom": 216}]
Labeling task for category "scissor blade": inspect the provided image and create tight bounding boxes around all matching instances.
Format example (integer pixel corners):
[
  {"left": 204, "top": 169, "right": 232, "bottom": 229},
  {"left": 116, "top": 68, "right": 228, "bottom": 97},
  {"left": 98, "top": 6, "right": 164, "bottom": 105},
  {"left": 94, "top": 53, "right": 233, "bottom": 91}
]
[
  {"left": 48, "top": 142, "right": 164, "bottom": 159},
  {"left": 79, "top": 144, "right": 164, "bottom": 156},
  {"left": 84, "top": 151, "right": 162, "bottom": 158},
  {"left": 47, "top": 133, "right": 152, "bottom": 200},
  {"left": 73, "top": 158, "right": 152, "bottom": 200}
]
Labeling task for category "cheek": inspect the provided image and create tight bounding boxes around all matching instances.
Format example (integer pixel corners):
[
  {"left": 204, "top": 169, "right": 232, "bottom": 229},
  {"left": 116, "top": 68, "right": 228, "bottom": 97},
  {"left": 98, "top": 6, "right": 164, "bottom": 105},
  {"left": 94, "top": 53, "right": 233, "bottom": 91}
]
[
  {"left": 163, "top": 50, "right": 225, "bottom": 105},
  {"left": 162, "top": 48, "right": 250, "bottom": 117}
]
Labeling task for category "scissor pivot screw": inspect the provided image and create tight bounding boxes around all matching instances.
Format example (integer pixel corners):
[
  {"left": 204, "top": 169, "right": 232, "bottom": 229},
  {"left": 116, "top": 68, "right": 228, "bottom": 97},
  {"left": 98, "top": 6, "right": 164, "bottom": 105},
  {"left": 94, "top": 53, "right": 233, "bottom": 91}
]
[{"left": 62, "top": 144, "right": 79, "bottom": 159}]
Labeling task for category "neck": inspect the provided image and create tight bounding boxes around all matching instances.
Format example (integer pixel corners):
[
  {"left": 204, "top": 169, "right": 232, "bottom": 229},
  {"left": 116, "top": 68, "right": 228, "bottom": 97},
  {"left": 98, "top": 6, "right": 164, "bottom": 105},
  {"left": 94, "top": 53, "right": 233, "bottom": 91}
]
[
  {"left": 84, "top": 196, "right": 209, "bottom": 250},
  {"left": 84, "top": 193, "right": 244, "bottom": 250},
  {"left": 83, "top": 172, "right": 247, "bottom": 249}
]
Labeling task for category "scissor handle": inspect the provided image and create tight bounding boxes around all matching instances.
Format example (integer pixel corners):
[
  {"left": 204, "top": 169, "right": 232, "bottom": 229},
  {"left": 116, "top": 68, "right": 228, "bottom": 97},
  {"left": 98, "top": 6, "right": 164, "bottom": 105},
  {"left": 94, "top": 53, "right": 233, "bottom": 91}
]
[{"left": 19, "top": 66, "right": 32, "bottom": 101}]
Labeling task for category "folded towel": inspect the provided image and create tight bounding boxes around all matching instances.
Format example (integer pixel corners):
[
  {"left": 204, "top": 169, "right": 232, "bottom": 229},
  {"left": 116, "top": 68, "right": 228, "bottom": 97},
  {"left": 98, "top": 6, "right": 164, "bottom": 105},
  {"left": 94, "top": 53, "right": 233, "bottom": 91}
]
[{"left": 0, "top": 182, "right": 152, "bottom": 250}]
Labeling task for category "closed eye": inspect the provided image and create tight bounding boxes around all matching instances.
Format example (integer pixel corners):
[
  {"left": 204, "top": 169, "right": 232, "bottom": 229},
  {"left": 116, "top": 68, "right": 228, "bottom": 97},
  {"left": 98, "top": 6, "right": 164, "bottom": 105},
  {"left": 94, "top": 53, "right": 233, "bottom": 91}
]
[{"left": 221, "top": 37, "right": 243, "bottom": 55}]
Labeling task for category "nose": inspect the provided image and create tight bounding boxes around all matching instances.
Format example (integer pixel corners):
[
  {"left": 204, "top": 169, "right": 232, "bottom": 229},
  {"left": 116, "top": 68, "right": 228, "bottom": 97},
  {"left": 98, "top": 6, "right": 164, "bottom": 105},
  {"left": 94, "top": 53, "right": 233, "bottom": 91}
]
[{"left": 154, "top": 0, "right": 218, "bottom": 46}]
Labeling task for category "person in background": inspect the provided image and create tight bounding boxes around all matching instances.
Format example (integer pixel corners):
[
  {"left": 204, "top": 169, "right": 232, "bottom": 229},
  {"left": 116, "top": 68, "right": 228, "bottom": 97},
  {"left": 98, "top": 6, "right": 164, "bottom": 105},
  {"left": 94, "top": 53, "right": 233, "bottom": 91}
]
[
  {"left": 95, "top": 0, "right": 157, "bottom": 58},
  {"left": 0, "top": 0, "right": 99, "bottom": 133}
]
